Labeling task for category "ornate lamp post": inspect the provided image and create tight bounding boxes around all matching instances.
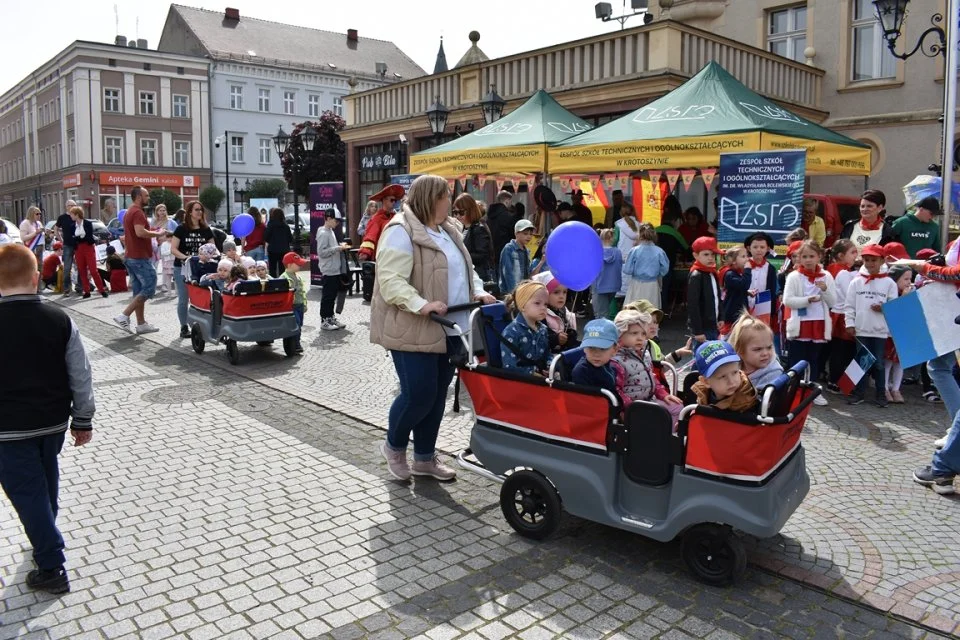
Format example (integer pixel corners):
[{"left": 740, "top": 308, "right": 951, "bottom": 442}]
[
  {"left": 425, "top": 96, "right": 450, "bottom": 146},
  {"left": 479, "top": 84, "right": 506, "bottom": 126},
  {"left": 873, "top": 0, "right": 957, "bottom": 247},
  {"left": 274, "top": 123, "right": 318, "bottom": 255}
]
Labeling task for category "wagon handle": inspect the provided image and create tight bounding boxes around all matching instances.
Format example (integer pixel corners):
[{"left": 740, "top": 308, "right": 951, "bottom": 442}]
[
  {"left": 428, "top": 312, "right": 459, "bottom": 330},
  {"left": 445, "top": 301, "right": 483, "bottom": 313}
]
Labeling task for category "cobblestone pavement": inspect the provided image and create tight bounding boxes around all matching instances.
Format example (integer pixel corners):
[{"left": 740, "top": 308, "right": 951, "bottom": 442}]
[{"left": 0, "top": 285, "right": 953, "bottom": 638}]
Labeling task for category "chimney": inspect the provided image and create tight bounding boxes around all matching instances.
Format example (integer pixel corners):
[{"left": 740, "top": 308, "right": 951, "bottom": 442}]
[
  {"left": 137, "top": 38, "right": 148, "bottom": 49},
  {"left": 225, "top": 7, "right": 240, "bottom": 21},
  {"left": 347, "top": 29, "right": 358, "bottom": 42},
  {"left": 115, "top": 35, "right": 127, "bottom": 47},
  {"left": 127, "top": 41, "right": 137, "bottom": 48}
]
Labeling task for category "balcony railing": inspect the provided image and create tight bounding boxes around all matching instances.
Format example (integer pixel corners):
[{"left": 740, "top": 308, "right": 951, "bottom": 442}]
[{"left": 346, "top": 21, "right": 824, "bottom": 128}]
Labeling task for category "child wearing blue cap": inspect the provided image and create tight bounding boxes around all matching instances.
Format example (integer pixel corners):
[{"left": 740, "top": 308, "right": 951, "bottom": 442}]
[
  {"left": 692, "top": 340, "right": 757, "bottom": 412},
  {"left": 572, "top": 318, "right": 622, "bottom": 400}
]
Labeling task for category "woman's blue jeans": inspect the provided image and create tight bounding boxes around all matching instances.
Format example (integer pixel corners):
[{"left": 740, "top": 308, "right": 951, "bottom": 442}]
[
  {"left": 174, "top": 265, "right": 188, "bottom": 327},
  {"left": 932, "top": 408, "right": 960, "bottom": 476},
  {"left": 928, "top": 351, "right": 960, "bottom": 423},
  {"left": 245, "top": 247, "right": 266, "bottom": 262},
  {"left": 386, "top": 338, "right": 460, "bottom": 461}
]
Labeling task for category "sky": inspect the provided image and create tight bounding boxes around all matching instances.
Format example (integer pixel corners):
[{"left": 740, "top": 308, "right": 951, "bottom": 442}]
[{"left": 0, "top": 0, "right": 637, "bottom": 92}]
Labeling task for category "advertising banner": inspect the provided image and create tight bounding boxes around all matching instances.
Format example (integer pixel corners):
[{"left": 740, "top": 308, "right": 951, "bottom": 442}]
[
  {"left": 717, "top": 150, "right": 806, "bottom": 245},
  {"left": 390, "top": 174, "right": 420, "bottom": 211},
  {"left": 308, "top": 182, "right": 344, "bottom": 287},
  {"left": 249, "top": 198, "right": 279, "bottom": 214}
]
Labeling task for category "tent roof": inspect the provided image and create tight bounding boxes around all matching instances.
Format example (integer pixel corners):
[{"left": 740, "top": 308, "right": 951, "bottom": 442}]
[{"left": 553, "top": 61, "right": 868, "bottom": 150}]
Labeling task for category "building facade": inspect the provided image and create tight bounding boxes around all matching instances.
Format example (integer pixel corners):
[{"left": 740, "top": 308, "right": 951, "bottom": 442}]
[
  {"left": 0, "top": 39, "right": 210, "bottom": 223},
  {"left": 158, "top": 5, "right": 425, "bottom": 220},
  {"left": 648, "top": 0, "right": 952, "bottom": 205}
]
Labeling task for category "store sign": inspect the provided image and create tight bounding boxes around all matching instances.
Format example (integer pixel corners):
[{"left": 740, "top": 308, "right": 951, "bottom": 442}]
[
  {"left": 62, "top": 173, "right": 82, "bottom": 188},
  {"left": 717, "top": 150, "right": 805, "bottom": 244},
  {"left": 360, "top": 152, "right": 399, "bottom": 170},
  {"left": 99, "top": 172, "right": 199, "bottom": 188}
]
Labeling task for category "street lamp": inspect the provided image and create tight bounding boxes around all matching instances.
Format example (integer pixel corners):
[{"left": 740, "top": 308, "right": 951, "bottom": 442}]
[
  {"left": 595, "top": 0, "right": 653, "bottom": 29},
  {"left": 426, "top": 96, "right": 449, "bottom": 146},
  {"left": 274, "top": 123, "right": 319, "bottom": 254},
  {"left": 873, "top": 0, "right": 957, "bottom": 248},
  {"left": 215, "top": 131, "right": 231, "bottom": 228},
  {"left": 480, "top": 84, "right": 506, "bottom": 126}
]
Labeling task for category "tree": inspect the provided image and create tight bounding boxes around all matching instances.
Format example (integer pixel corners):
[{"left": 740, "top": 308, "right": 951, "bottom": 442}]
[
  {"left": 199, "top": 185, "right": 225, "bottom": 219},
  {"left": 279, "top": 111, "right": 346, "bottom": 198},
  {"left": 148, "top": 188, "right": 183, "bottom": 215},
  {"left": 247, "top": 178, "right": 288, "bottom": 204}
]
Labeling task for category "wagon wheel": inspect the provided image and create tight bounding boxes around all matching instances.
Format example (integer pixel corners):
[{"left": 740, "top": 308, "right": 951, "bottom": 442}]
[
  {"left": 682, "top": 524, "right": 747, "bottom": 586},
  {"left": 499, "top": 470, "right": 561, "bottom": 541},
  {"left": 282, "top": 337, "right": 297, "bottom": 357},
  {"left": 190, "top": 324, "right": 205, "bottom": 354},
  {"left": 225, "top": 339, "right": 240, "bottom": 365}
]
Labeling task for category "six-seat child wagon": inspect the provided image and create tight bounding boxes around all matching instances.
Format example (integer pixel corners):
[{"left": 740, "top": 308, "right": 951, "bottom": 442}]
[
  {"left": 185, "top": 257, "right": 301, "bottom": 365},
  {"left": 439, "top": 302, "right": 814, "bottom": 586}
]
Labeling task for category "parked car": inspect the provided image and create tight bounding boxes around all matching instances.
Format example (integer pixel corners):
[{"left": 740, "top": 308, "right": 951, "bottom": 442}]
[
  {"left": 804, "top": 193, "right": 860, "bottom": 248},
  {"left": 106, "top": 217, "right": 124, "bottom": 239},
  {"left": 285, "top": 211, "right": 311, "bottom": 235},
  {"left": 0, "top": 218, "right": 22, "bottom": 244}
]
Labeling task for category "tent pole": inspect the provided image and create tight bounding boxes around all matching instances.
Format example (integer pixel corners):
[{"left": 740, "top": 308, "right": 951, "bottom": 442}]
[{"left": 940, "top": 0, "right": 959, "bottom": 250}]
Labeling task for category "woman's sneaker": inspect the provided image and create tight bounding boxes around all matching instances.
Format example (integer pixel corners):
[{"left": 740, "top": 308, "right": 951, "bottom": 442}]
[
  {"left": 180, "top": 325, "right": 191, "bottom": 338},
  {"left": 136, "top": 323, "right": 159, "bottom": 335},
  {"left": 333, "top": 317, "right": 347, "bottom": 329},
  {"left": 321, "top": 318, "right": 339, "bottom": 331},
  {"left": 380, "top": 442, "right": 411, "bottom": 481},
  {"left": 913, "top": 466, "right": 956, "bottom": 495},
  {"left": 411, "top": 456, "right": 457, "bottom": 481}
]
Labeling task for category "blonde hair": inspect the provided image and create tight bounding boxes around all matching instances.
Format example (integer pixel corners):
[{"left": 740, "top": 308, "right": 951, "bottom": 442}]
[
  {"left": 26, "top": 206, "right": 41, "bottom": 221},
  {"left": 405, "top": 175, "right": 450, "bottom": 226},
  {"left": 600, "top": 228, "right": 614, "bottom": 244},
  {"left": 613, "top": 309, "right": 652, "bottom": 335},
  {"left": 636, "top": 222, "right": 657, "bottom": 243},
  {"left": 785, "top": 227, "right": 807, "bottom": 243},
  {"left": 724, "top": 246, "right": 745, "bottom": 264},
  {"left": 69, "top": 206, "right": 84, "bottom": 218},
  {"left": 728, "top": 310, "right": 774, "bottom": 358}
]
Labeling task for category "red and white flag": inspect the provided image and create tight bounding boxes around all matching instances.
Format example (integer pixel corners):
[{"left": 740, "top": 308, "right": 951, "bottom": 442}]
[
  {"left": 701, "top": 168, "right": 717, "bottom": 189},
  {"left": 838, "top": 341, "right": 878, "bottom": 395},
  {"left": 665, "top": 170, "right": 680, "bottom": 190}
]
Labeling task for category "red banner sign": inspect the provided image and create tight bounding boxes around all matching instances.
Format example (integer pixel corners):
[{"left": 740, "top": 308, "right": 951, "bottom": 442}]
[{"left": 99, "top": 172, "right": 199, "bottom": 188}]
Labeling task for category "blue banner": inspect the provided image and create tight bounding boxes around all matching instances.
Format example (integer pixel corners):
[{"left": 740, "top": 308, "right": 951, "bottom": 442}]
[
  {"left": 390, "top": 174, "right": 420, "bottom": 212},
  {"left": 717, "top": 150, "right": 806, "bottom": 244}
]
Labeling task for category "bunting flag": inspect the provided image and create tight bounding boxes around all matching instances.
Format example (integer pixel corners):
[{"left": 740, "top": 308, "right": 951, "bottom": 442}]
[
  {"left": 640, "top": 177, "right": 663, "bottom": 227},
  {"left": 478, "top": 175, "right": 487, "bottom": 188},
  {"left": 446, "top": 178, "right": 456, "bottom": 193},
  {"left": 618, "top": 173, "right": 630, "bottom": 189},
  {"left": 495, "top": 177, "right": 506, "bottom": 192},
  {"left": 559, "top": 176, "right": 570, "bottom": 190},
  {"left": 665, "top": 170, "right": 680, "bottom": 190},
  {"left": 701, "top": 168, "right": 717, "bottom": 189},
  {"left": 648, "top": 170, "right": 663, "bottom": 186},
  {"left": 458, "top": 175, "right": 468, "bottom": 191},
  {"left": 680, "top": 169, "right": 697, "bottom": 191},
  {"left": 589, "top": 175, "right": 601, "bottom": 191},
  {"left": 604, "top": 174, "right": 617, "bottom": 189}
]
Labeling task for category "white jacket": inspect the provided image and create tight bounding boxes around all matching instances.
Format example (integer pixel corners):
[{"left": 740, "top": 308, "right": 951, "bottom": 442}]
[
  {"left": 831, "top": 269, "right": 855, "bottom": 313},
  {"left": 844, "top": 267, "right": 898, "bottom": 338},
  {"left": 783, "top": 269, "right": 837, "bottom": 340}
]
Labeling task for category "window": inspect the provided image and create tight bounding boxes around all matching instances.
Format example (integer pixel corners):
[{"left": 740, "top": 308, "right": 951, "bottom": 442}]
[
  {"left": 283, "top": 91, "right": 295, "bottom": 115},
  {"left": 768, "top": 5, "right": 806, "bottom": 63},
  {"left": 174, "top": 141, "right": 190, "bottom": 167},
  {"left": 140, "top": 138, "right": 157, "bottom": 166},
  {"left": 143, "top": 63, "right": 152, "bottom": 71},
  {"left": 230, "top": 135, "right": 244, "bottom": 162},
  {"left": 105, "top": 136, "right": 123, "bottom": 164},
  {"left": 852, "top": 0, "right": 896, "bottom": 81},
  {"left": 308, "top": 94, "right": 320, "bottom": 117},
  {"left": 173, "top": 94, "right": 189, "bottom": 118},
  {"left": 103, "top": 88, "right": 120, "bottom": 113},
  {"left": 259, "top": 138, "right": 272, "bottom": 164},
  {"left": 139, "top": 91, "right": 156, "bottom": 116},
  {"left": 230, "top": 85, "right": 243, "bottom": 110},
  {"left": 258, "top": 88, "right": 270, "bottom": 112},
  {"left": 333, "top": 96, "right": 343, "bottom": 117}
]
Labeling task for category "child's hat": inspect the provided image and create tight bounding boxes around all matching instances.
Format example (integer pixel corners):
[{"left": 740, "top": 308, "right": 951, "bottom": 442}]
[
  {"left": 695, "top": 340, "right": 741, "bottom": 378},
  {"left": 514, "top": 219, "right": 536, "bottom": 234},
  {"left": 860, "top": 244, "right": 884, "bottom": 258},
  {"left": 53, "top": 241, "right": 63, "bottom": 250},
  {"left": 888, "top": 264, "right": 913, "bottom": 282},
  {"left": 199, "top": 243, "right": 219, "bottom": 258},
  {"left": 691, "top": 236, "right": 721, "bottom": 254},
  {"left": 786, "top": 240, "right": 804, "bottom": 257},
  {"left": 240, "top": 256, "right": 256, "bottom": 269},
  {"left": 917, "top": 248, "right": 938, "bottom": 260},
  {"left": 883, "top": 242, "right": 909, "bottom": 260},
  {"left": 255, "top": 260, "right": 268, "bottom": 269},
  {"left": 581, "top": 318, "right": 618, "bottom": 349},
  {"left": 533, "top": 271, "right": 561, "bottom": 293},
  {"left": 282, "top": 251, "right": 308, "bottom": 267}
]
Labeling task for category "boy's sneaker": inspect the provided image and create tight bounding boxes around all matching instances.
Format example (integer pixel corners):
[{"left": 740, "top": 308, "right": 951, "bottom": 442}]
[
  {"left": 113, "top": 314, "right": 131, "bottom": 332},
  {"left": 380, "top": 442, "right": 411, "bottom": 481},
  {"left": 847, "top": 393, "right": 865, "bottom": 406},
  {"left": 813, "top": 395, "right": 828, "bottom": 406},
  {"left": 924, "top": 391, "right": 943, "bottom": 404},
  {"left": 874, "top": 393, "right": 889, "bottom": 408},
  {"left": 180, "top": 325, "right": 191, "bottom": 338},
  {"left": 135, "top": 323, "right": 159, "bottom": 335},
  {"left": 411, "top": 456, "right": 457, "bottom": 481},
  {"left": 913, "top": 466, "right": 956, "bottom": 495},
  {"left": 321, "top": 319, "right": 339, "bottom": 331},
  {"left": 333, "top": 317, "right": 347, "bottom": 329},
  {"left": 26, "top": 566, "right": 69, "bottom": 594},
  {"left": 825, "top": 382, "right": 841, "bottom": 395}
]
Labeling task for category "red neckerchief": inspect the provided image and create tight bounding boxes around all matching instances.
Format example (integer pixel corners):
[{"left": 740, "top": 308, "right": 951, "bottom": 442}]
[
  {"left": 859, "top": 216, "right": 883, "bottom": 231},
  {"left": 826, "top": 263, "right": 848, "bottom": 278},
  {"left": 690, "top": 261, "right": 718, "bottom": 282},
  {"left": 862, "top": 271, "right": 886, "bottom": 282},
  {"left": 749, "top": 258, "right": 767, "bottom": 269},
  {"left": 796, "top": 265, "right": 823, "bottom": 283},
  {"left": 717, "top": 265, "right": 730, "bottom": 283}
]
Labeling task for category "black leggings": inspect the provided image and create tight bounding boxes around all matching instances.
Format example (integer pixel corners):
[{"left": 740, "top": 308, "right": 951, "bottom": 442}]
[{"left": 268, "top": 253, "right": 285, "bottom": 278}]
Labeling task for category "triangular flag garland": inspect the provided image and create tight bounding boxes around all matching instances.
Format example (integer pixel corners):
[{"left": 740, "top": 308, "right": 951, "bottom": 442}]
[
  {"left": 680, "top": 169, "right": 697, "bottom": 191},
  {"left": 446, "top": 178, "right": 456, "bottom": 193},
  {"left": 589, "top": 175, "right": 601, "bottom": 191},
  {"left": 495, "top": 177, "right": 506, "bottom": 192},
  {"left": 477, "top": 175, "right": 487, "bottom": 188},
  {"left": 701, "top": 168, "right": 717, "bottom": 189},
  {"left": 458, "top": 175, "right": 468, "bottom": 191},
  {"left": 604, "top": 174, "right": 617, "bottom": 189},
  {"left": 665, "top": 170, "right": 680, "bottom": 190},
  {"left": 559, "top": 176, "right": 571, "bottom": 191},
  {"left": 618, "top": 173, "right": 630, "bottom": 189},
  {"left": 648, "top": 170, "right": 662, "bottom": 185}
]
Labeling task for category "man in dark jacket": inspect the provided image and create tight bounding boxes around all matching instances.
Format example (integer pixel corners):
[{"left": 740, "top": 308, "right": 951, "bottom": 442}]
[
  {"left": 0, "top": 244, "right": 95, "bottom": 594},
  {"left": 486, "top": 190, "right": 518, "bottom": 266}
]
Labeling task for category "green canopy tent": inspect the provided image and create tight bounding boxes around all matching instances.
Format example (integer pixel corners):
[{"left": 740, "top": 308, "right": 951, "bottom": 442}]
[
  {"left": 410, "top": 89, "right": 593, "bottom": 177},
  {"left": 548, "top": 61, "right": 871, "bottom": 176}
]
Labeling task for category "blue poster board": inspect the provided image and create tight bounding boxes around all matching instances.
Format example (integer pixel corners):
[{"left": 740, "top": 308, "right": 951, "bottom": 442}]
[{"left": 717, "top": 150, "right": 806, "bottom": 245}]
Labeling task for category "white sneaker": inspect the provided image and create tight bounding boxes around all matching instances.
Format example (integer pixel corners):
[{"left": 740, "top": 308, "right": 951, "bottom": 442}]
[
  {"left": 113, "top": 314, "right": 131, "bottom": 332},
  {"left": 935, "top": 435, "right": 948, "bottom": 449},
  {"left": 813, "top": 395, "right": 828, "bottom": 407},
  {"left": 321, "top": 319, "right": 339, "bottom": 331},
  {"left": 135, "top": 323, "right": 159, "bottom": 334},
  {"left": 333, "top": 317, "right": 347, "bottom": 329}
]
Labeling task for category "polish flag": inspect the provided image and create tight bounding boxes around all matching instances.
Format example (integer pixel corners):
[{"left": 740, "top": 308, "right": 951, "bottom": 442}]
[{"left": 838, "top": 341, "right": 877, "bottom": 395}]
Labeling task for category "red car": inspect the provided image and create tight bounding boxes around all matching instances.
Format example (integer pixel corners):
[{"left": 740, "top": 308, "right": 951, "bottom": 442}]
[{"left": 803, "top": 193, "right": 861, "bottom": 249}]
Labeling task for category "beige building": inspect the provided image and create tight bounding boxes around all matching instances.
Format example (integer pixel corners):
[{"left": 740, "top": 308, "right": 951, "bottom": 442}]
[
  {"left": 0, "top": 39, "right": 210, "bottom": 223},
  {"left": 649, "top": 0, "right": 951, "bottom": 204}
]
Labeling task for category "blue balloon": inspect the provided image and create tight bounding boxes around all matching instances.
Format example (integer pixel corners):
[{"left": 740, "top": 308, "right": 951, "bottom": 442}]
[
  {"left": 117, "top": 209, "right": 127, "bottom": 225},
  {"left": 232, "top": 213, "right": 255, "bottom": 237},
  {"left": 545, "top": 221, "right": 602, "bottom": 292}
]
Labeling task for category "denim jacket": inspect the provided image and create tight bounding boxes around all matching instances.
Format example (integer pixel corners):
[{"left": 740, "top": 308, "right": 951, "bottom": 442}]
[
  {"left": 499, "top": 240, "right": 530, "bottom": 295},
  {"left": 500, "top": 314, "right": 549, "bottom": 374}
]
